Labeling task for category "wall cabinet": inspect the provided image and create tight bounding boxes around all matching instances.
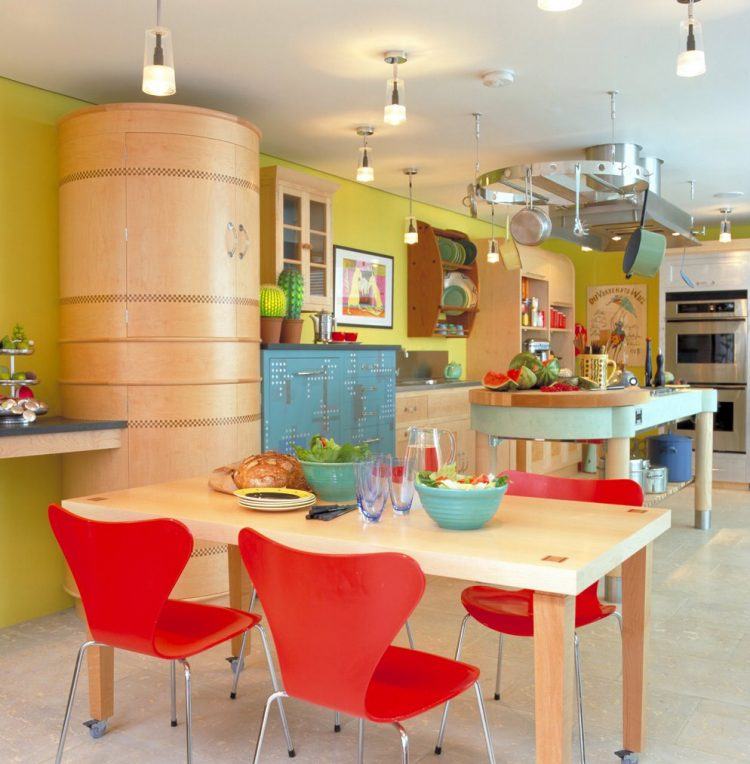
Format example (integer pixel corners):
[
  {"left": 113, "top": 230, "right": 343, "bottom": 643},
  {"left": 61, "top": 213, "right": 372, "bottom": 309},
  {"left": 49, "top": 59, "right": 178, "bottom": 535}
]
[
  {"left": 262, "top": 347, "right": 396, "bottom": 455},
  {"left": 260, "top": 166, "right": 338, "bottom": 311}
]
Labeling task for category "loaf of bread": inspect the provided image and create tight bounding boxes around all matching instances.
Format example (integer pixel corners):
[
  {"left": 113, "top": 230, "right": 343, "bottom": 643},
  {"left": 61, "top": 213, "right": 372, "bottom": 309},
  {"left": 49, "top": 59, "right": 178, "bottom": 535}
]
[{"left": 233, "top": 452, "right": 309, "bottom": 491}]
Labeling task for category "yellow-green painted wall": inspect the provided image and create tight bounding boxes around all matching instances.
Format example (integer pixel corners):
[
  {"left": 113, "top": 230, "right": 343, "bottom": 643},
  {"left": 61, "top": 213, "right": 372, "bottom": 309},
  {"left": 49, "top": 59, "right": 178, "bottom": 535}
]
[{"left": 0, "top": 78, "right": 87, "bottom": 626}]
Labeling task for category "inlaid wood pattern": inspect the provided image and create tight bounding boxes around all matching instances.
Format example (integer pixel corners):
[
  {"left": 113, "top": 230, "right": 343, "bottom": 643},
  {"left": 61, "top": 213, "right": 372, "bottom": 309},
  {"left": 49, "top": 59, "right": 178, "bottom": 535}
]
[
  {"left": 60, "top": 294, "right": 259, "bottom": 306},
  {"left": 128, "top": 414, "right": 261, "bottom": 429},
  {"left": 60, "top": 166, "right": 259, "bottom": 192}
]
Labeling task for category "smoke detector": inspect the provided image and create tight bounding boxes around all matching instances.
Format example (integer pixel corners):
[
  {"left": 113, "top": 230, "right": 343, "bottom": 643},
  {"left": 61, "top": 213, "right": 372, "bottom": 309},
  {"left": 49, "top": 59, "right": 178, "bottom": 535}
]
[{"left": 482, "top": 69, "right": 516, "bottom": 88}]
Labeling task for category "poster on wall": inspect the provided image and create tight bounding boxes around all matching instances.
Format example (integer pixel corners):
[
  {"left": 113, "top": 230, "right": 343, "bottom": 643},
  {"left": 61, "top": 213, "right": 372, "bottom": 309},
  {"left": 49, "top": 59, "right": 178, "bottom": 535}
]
[
  {"left": 587, "top": 284, "right": 647, "bottom": 365},
  {"left": 333, "top": 245, "right": 394, "bottom": 329}
]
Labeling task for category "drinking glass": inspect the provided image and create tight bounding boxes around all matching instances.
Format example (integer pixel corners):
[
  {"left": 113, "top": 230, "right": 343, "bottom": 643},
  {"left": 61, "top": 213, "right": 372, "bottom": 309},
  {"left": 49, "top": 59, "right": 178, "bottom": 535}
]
[
  {"left": 355, "top": 457, "right": 388, "bottom": 522},
  {"left": 388, "top": 454, "right": 416, "bottom": 515}
]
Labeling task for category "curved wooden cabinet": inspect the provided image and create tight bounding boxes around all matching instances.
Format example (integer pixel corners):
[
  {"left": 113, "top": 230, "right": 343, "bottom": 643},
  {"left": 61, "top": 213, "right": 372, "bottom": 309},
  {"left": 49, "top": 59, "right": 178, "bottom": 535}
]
[{"left": 59, "top": 103, "right": 261, "bottom": 603}]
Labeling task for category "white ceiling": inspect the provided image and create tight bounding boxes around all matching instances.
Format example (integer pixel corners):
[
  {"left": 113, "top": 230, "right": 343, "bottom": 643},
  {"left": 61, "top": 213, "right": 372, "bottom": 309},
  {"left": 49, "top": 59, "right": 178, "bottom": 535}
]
[{"left": 2, "top": 0, "right": 749, "bottom": 225}]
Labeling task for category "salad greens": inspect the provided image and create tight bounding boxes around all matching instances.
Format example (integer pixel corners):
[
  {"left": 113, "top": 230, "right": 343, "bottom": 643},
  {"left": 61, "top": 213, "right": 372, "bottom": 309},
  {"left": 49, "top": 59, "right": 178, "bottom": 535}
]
[
  {"left": 417, "top": 464, "right": 509, "bottom": 491},
  {"left": 294, "top": 435, "right": 371, "bottom": 464}
]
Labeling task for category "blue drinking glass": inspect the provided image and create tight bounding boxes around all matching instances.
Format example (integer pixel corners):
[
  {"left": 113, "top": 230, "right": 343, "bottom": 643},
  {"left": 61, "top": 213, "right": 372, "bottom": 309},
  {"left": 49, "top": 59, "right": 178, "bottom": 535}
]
[
  {"left": 388, "top": 454, "right": 416, "bottom": 515},
  {"left": 355, "top": 457, "right": 388, "bottom": 523}
]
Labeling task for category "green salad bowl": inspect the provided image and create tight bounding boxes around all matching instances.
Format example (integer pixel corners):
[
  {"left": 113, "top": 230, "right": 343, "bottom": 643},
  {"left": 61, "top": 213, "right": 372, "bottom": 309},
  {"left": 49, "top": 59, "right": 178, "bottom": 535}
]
[
  {"left": 415, "top": 481, "right": 508, "bottom": 530},
  {"left": 299, "top": 461, "right": 357, "bottom": 502}
]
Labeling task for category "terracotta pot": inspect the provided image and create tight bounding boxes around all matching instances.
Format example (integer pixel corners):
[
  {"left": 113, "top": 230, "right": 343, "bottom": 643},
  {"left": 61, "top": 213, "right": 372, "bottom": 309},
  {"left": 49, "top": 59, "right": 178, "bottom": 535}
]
[
  {"left": 280, "top": 318, "right": 304, "bottom": 344},
  {"left": 260, "top": 316, "right": 283, "bottom": 344}
]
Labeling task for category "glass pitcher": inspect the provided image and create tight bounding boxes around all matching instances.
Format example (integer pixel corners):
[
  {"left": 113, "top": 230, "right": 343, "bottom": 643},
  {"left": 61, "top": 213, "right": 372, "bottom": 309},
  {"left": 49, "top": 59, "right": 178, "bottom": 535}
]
[{"left": 404, "top": 427, "right": 456, "bottom": 473}]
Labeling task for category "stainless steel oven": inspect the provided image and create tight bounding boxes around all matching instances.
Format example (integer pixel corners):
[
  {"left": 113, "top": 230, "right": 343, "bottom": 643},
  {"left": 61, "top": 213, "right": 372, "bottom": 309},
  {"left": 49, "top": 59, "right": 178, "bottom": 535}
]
[
  {"left": 665, "top": 291, "right": 747, "bottom": 385},
  {"left": 673, "top": 383, "right": 747, "bottom": 453}
]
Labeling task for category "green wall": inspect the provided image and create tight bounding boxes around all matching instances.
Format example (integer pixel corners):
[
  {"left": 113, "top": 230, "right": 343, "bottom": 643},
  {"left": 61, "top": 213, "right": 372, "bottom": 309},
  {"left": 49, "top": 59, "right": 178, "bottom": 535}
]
[{"left": 0, "top": 78, "right": 86, "bottom": 626}]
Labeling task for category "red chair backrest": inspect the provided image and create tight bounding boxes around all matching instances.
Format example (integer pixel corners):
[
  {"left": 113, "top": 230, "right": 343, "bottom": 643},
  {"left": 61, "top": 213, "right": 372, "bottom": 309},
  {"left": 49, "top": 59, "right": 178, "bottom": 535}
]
[
  {"left": 502, "top": 471, "right": 644, "bottom": 507},
  {"left": 238, "top": 528, "right": 425, "bottom": 717},
  {"left": 48, "top": 504, "right": 193, "bottom": 655}
]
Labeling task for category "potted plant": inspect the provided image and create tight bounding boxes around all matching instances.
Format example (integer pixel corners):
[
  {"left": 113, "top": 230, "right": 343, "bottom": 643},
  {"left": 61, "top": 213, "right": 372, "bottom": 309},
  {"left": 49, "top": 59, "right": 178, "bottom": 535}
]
[
  {"left": 259, "top": 284, "right": 287, "bottom": 344},
  {"left": 278, "top": 268, "right": 304, "bottom": 343}
]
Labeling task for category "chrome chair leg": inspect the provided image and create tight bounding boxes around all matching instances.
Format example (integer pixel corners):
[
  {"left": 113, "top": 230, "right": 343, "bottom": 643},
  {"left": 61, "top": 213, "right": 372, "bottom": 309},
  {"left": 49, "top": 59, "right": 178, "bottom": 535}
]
[
  {"left": 405, "top": 620, "right": 415, "bottom": 650},
  {"left": 393, "top": 721, "right": 409, "bottom": 764},
  {"left": 249, "top": 587, "right": 257, "bottom": 613},
  {"left": 333, "top": 710, "right": 341, "bottom": 732},
  {"left": 474, "top": 681, "right": 497, "bottom": 764},
  {"left": 179, "top": 659, "right": 192, "bottom": 764},
  {"left": 357, "top": 718, "right": 365, "bottom": 764},
  {"left": 55, "top": 640, "right": 100, "bottom": 764},
  {"left": 612, "top": 610, "right": 623, "bottom": 635},
  {"left": 230, "top": 629, "right": 249, "bottom": 699},
  {"left": 252, "top": 690, "right": 287, "bottom": 764},
  {"left": 573, "top": 633, "right": 586, "bottom": 764},
  {"left": 494, "top": 633, "right": 504, "bottom": 700},
  {"left": 254, "top": 624, "right": 295, "bottom": 757},
  {"left": 434, "top": 613, "right": 471, "bottom": 755},
  {"left": 170, "top": 660, "right": 178, "bottom": 727}
]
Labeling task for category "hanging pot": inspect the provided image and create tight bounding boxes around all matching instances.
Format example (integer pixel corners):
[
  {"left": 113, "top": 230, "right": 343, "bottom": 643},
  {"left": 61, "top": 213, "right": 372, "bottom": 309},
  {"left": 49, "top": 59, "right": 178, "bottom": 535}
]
[
  {"left": 509, "top": 168, "right": 551, "bottom": 246},
  {"left": 623, "top": 188, "right": 667, "bottom": 278}
]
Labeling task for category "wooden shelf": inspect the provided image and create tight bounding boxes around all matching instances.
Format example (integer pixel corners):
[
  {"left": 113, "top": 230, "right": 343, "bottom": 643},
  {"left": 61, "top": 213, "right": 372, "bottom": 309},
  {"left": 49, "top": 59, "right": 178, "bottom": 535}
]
[
  {"left": 432, "top": 334, "right": 468, "bottom": 339},
  {"left": 551, "top": 301, "right": 573, "bottom": 309},
  {"left": 442, "top": 262, "right": 475, "bottom": 272},
  {"left": 439, "top": 305, "right": 478, "bottom": 313},
  {"left": 522, "top": 325, "right": 549, "bottom": 332},
  {"left": 550, "top": 327, "right": 573, "bottom": 333}
]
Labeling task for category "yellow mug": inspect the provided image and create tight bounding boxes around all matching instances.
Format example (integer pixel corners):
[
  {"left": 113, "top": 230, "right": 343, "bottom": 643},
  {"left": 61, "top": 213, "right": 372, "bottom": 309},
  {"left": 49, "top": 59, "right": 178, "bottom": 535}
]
[{"left": 577, "top": 354, "right": 618, "bottom": 389}]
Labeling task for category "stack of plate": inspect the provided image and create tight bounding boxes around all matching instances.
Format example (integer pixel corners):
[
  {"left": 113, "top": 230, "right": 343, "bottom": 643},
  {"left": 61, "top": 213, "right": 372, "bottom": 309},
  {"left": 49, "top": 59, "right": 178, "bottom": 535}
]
[
  {"left": 437, "top": 236, "right": 477, "bottom": 266},
  {"left": 234, "top": 488, "right": 316, "bottom": 512},
  {"left": 442, "top": 272, "right": 478, "bottom": 315}
]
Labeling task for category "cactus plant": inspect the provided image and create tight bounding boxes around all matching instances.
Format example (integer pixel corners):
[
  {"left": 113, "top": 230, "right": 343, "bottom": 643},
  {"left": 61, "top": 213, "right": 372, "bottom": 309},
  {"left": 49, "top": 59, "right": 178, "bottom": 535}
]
[
  {"left": 277, "top": 268, "right": 304, "bottom": 319},
  {"left": 259, "top": 284, "right": 287, "bottom": 318}
]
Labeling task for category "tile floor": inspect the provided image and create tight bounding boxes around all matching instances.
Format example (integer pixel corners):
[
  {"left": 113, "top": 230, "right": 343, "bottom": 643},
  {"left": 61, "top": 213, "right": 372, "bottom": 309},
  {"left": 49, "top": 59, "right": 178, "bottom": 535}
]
[{"left": 1, "top": 486, "right": 748, "bottom": 763}]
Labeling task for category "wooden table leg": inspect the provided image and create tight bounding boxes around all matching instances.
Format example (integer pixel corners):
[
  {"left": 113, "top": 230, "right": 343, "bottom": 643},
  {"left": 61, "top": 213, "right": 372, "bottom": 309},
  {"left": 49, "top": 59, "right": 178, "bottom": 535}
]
[
  {"left": 534, "top": 592, "right": 575, "bottom": 764},
  {"left": 227, "top": 543, "right": 252, "bottom": 655},
  {"left": 695, "top": 411, "right": 713, "bottom": 530},
  {"left": 622, "top": 544, "right": 652, "bottom": 753},
  {"left": 604, "top": 436, "right": 631, "bottom": 601},
  {"left": 87, "top": 643, "right": 114, "bottom": 721}
]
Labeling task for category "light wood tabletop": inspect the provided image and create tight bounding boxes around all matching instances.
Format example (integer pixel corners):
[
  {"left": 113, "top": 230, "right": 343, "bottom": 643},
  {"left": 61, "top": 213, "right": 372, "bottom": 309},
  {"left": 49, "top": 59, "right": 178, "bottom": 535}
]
[{"left": 62, "top": 476, "right": 670, "bottom": 764}]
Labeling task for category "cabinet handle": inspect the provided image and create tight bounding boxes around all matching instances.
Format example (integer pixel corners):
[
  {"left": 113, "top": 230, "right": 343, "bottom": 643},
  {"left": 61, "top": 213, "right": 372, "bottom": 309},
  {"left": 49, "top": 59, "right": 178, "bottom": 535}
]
[
  {"left": 301, "top": 242, "right": 312, "bottom": 250},
  {"left": 294, "top": 370, "right": 325, "bottom": 377},
  {"left": 226, "top": 222, "right": 237, "bottom": 258},
  {"left": 238, "top": 223, "right": 250, "bottom": 260},
  {"left": 360, "top": 437, "right": 381, "bottom": 445}
]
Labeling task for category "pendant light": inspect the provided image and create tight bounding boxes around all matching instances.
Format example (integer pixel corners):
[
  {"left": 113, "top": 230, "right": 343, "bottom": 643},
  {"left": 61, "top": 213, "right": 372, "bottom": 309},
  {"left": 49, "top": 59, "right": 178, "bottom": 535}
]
[
  {"left": 538, "top": 0, "right": 582, "bottom": 10},
  {"left": 404, "top": 168, "right": 418, "bottom": 245},
  {"left": 142, "top": 0, "right": 176, "bottom": 96},
  {"left": 487, "top": 204, "right": 500, "bottom": 264},
  {"left": 384, "top": 51, "right": 407, "bottom": 126},
  {"left": 719, "top": 207, "right": 732, "bottom": 243},
  {"left": 676, "top": 0, "right": 706, "bottom": 78},
  {"left": 355, "top": 126, "right": 375, "bottom": 183}
]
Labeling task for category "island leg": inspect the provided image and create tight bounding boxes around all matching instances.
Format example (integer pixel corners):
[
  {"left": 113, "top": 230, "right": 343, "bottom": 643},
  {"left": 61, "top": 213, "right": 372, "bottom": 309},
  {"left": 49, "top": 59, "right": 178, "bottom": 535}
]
[
  {"left": 604, "top": 437, "right": 630, "bottom": 602},
  {"left": 533, "top": 592, "right": 575, "bottom": 764},
  {"left": 694, "top": 411, "right": 713, "bottom": 530},
  {"left": 87, "top": 642, "right": 114, "bottom": 723}
]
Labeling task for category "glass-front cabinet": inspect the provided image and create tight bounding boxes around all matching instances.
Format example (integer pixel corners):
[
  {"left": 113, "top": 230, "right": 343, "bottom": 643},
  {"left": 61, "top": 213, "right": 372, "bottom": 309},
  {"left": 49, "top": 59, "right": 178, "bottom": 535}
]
[{"left": 260, "top": 165, "right": 339, "bottom": 312}]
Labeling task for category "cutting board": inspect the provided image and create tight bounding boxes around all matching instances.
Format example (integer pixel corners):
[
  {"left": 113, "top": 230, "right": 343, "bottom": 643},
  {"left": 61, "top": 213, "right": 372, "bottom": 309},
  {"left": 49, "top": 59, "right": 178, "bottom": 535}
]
[{"left": 469, "top": 387, "right": 653, "bottom": 409}]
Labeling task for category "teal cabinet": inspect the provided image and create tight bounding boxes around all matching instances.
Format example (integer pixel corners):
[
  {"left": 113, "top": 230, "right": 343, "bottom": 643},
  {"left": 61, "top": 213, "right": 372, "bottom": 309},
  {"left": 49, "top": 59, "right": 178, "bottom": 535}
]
[{"left": 262, "top": 346, "right": 396, "bottom": 455}]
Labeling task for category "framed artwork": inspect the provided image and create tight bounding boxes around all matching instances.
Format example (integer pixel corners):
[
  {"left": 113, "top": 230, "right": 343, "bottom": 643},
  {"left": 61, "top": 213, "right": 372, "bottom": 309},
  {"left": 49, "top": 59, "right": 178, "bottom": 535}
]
[
  {"left": 333, "top": 245, "right": 394, "bottom": 329},
  {"left": 587, "top": 284, "right": 648, "bottom": 365}
]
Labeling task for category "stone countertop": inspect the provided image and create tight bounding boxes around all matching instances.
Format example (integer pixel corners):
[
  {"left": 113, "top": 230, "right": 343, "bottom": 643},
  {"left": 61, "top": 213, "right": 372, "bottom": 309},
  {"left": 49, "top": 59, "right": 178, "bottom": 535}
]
[
  {"left": 0, "top": 416, "right": 127, "bottom": 438},
  {"left": 262, "top": 343, "right": 401, "bottom": 351},
  {"left": 396, "top": 380, "right": 481, "bottom": 392}
]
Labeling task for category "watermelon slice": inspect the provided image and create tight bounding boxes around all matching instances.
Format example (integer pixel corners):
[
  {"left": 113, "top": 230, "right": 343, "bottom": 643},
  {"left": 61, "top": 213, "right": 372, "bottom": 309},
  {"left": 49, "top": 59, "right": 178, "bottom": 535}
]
[
  {"left": 483, "top": 370, "right": 517, "bottom": 392},
  {"left": 508, "top": 366, "right": 537, "bottom": 390}
]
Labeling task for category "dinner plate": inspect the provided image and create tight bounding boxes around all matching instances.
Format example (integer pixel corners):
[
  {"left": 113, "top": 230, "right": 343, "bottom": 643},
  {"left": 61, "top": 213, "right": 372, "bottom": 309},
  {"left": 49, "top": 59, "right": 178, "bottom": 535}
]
[{"left": 234, "top": 488, "right": 317, "bottom": 512}]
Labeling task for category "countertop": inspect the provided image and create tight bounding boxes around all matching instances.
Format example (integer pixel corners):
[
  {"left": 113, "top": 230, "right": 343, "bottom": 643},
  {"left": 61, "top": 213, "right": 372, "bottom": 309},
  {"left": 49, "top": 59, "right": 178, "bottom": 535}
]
[
  {"left": 262, "top": 343, "right": 401, "bottom": 351},
  {"left": 0, "top": 416, "right": 127, "bottom": 438},
  {"left": 396, "top": 380, "right": 481, "bottom": 392}
]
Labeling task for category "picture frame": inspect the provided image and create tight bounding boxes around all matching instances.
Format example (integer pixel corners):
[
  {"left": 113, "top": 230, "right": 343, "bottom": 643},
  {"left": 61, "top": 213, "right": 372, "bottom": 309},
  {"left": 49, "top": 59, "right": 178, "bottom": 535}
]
[{"left": 333, "top": 245, "right": 394, "bottom": 329}]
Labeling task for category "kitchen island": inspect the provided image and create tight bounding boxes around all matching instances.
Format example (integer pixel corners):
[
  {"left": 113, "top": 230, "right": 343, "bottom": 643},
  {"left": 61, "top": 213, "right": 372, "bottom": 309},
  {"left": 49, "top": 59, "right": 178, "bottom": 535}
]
[
  {"left": 469, "top": 387, "right": 718, "bottom": 530},
  {"left": 0, "top": 417, "right": 126, "bottom": 459}
]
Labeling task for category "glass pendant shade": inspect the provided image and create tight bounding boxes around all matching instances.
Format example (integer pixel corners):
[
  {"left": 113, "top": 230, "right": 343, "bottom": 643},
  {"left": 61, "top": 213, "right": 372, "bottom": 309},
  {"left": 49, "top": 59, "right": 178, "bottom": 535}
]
[
  {"left": 356, "top": 147, "right": 374, "bottom": 183},
  {"left": 384, "top": 78, "right": 406, "bottom": 125},
  {"left": 719, "top": 219, "right": 732, "bottom": 243},
  {"left": 538, "top": 0, "right": 582, "bottom": 10},
  {"left": 676, "top": 17, "right": 705, "bottom": 77},
  {"left": 404, "top": 216, "right": 418, "bottom": 245},
  {"left": 142, "top": 27, "right": 176, "bottom": 96},
  {"left": 487, "top": 239, "right": 500, "bottom": 264}
]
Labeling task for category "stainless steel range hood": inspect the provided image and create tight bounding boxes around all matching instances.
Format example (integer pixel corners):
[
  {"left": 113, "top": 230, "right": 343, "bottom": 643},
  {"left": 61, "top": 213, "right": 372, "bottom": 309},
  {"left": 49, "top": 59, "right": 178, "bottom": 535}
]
[{"left": 477, "top": 143, "right": 700, "bottom": 252}]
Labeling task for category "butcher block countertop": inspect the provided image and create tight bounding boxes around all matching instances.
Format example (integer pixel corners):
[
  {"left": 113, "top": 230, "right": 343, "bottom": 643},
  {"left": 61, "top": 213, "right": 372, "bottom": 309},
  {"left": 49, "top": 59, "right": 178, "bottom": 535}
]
[{"left": 469, "top": 387, "right": 653, "bottom": 409}]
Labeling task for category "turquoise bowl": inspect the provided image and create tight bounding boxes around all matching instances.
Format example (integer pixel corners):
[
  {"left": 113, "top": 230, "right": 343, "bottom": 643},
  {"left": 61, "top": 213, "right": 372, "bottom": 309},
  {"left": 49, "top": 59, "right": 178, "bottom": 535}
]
[
  {"left": 415, "top": 481, "right": 508, "bottom": 530},
  {"left": 299, "top": 461, "right": 357, "bottom": 502}
]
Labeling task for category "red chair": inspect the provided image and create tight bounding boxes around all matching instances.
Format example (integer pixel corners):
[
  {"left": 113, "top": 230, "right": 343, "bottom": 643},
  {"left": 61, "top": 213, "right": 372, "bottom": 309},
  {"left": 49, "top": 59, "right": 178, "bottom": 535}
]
[
  {"left": 48, "top": 505, "right": 295, "bottom": 764},
  {"left": 238, "top": 528, "right": 497, "bottom": 764},
  {"left": 434, "top": 472, "right": 643, "bottom": 764}
]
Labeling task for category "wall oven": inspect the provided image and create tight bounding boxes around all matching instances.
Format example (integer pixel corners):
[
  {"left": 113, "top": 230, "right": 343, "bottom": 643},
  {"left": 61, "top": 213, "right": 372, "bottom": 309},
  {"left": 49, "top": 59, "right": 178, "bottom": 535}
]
[
  {"left": 673, "top": 383, "right": 746, "bottom": 453},
  {"left": 665, "top": 291, "right": 747, "bottom": 385}
]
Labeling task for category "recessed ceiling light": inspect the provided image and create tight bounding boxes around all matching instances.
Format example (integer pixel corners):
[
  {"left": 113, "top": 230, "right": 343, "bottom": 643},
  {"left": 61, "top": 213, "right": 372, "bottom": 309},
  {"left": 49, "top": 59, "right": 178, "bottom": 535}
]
[
  {"left": 482, "top": 70, "right": 516, "bottom": 88},
  {"left": 672, "top": 232, "right": 681, "bottom": 237},
  {"left": 611, "top": 235, "right": 622, "bottom": 242},
  {"left": 713, "top": 191, "right": 744, "bottom": 199},
  {"left": 538, "top": 0, "right": 582, "bottom": 10}
]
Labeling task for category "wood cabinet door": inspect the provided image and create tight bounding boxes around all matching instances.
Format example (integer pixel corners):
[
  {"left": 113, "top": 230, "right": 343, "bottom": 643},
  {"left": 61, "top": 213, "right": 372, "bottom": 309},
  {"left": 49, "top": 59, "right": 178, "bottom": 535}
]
[{"left": 125, "top": 132, "right": 237, "bottom": 338}]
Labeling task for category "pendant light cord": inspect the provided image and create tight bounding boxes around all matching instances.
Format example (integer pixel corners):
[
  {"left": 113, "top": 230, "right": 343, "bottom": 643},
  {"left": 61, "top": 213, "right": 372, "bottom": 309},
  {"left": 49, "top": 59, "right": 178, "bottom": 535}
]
[
  {"left": 408, "top": 172, "right": 413, "bottom": 217},
  {"left": 156, "top": 0, "right": 163, "bottom": 27},
  {"left": 473, "top": 113, "right": 481, "bottom": 183}
]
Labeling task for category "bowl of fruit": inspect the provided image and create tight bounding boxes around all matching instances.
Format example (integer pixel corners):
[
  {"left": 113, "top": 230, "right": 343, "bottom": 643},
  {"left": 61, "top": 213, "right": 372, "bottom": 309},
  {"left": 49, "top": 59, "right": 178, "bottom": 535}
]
[
  {"left": 294, "top": 436, "right": 371, "bottom": 502},
  {"left": 415, "top": 465, "right": 509, "bottom": 530}
]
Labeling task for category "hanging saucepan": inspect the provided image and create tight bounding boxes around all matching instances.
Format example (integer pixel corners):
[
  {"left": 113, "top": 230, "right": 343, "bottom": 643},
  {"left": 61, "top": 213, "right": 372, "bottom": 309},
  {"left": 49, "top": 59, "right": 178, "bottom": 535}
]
[
  {"left": 622, "top": 188, "right": 667, "bottom": 278},
  {"left": 510, "top": 167, "right": 551, "bottom": 246}
]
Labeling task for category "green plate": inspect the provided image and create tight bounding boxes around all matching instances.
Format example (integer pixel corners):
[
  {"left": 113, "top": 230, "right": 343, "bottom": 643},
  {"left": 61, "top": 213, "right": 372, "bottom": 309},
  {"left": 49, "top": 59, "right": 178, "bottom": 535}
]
[{"left": 437, "top": 237, "right": 454, "bottom": 262}]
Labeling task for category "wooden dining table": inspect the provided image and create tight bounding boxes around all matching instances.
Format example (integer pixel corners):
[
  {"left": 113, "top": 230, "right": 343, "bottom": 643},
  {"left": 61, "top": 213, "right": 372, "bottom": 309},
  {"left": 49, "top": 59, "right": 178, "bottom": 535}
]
[{"left": 62, "top": 476, "right": 670, "bottom": 763}]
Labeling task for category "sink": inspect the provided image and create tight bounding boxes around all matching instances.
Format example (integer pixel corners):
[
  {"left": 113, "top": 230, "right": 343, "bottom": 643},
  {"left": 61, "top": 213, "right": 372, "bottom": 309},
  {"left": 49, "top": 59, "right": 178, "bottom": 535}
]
[{"left": 397, "top": 378, "right": 458, "bottom": 386}]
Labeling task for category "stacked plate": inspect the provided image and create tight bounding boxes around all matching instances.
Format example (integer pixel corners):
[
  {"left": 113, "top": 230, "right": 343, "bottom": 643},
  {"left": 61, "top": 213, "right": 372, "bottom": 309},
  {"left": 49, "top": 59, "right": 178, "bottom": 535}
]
[
  {"left": 234, "top": 487, "right": 317, "bottom": 512},
  {"left": 442, "top": 272, "right": 478, "bottom": 315},
  {"left": 437, "top": 236, "right": 477, "bottom": 266}
]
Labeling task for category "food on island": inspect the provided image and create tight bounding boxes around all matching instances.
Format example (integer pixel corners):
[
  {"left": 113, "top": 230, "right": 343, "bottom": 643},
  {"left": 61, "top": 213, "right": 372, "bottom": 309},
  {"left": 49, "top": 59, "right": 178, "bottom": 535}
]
[
  {"left": 0, "top": 366, "right": 9, "bottom": 380},
  {"left": 17, "top": 386, "right": 34, "bottom": 399},
  {"left": 576, "top": 376, "right": 600, "bottom": 390},
  {"left": 558, "top": 367, "right": 574, "bottom": 378},
  {"left": 11, "top": 372, "right": 25, "bottom": 381},
  {"left": 234, "top": 452, "right": 309, "bottom": 490},
  {"left": 540, "top": 382, "right": 578, "bottom": 392},
  {"left": 664, "top": 371, "right": 675, "bottom": 384},
  {"left": 482, "top": 370, "right": 517, "bottom": 391},
  {"left": 294, "top": 435, "right": 371, "bottom": 463},
  {"left": 417, "top": 464, "right": 509, "bottom": 491},
  {"left": 508, "top": 366, "right": 537, "bottom": 390},
  {"left": 535, "top": 357, "right": 560, "bottom": 387},
  {"left": 509, "top": 351, "right": 544, "bottom": 378},
  {"left": 1, "top": 324, "right": 32, "bottom": 351}
]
